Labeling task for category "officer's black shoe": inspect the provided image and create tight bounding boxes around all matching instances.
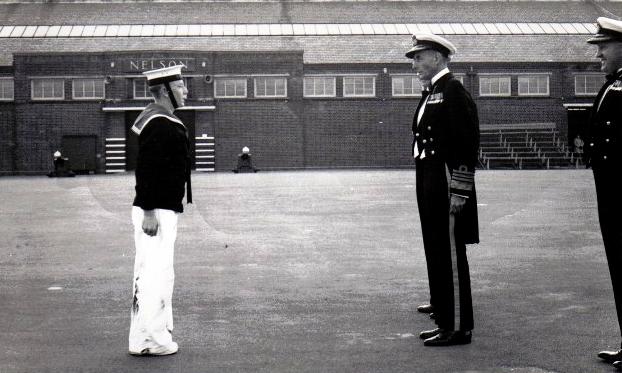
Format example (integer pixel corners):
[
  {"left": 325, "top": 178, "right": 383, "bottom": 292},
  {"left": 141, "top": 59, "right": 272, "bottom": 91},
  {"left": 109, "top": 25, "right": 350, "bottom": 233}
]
[
  {"left": 613, "top": 361, "right": 622, "bottom": 371},
  {"left": 429, "top": 312, "right": 437, "bottom": 320},
  {"left": 419, "top": 328, "right": 443, "bottom": 340},
  {"left": 417, "top": 304, "right": 434, "bottom": 314},
  {"left": 598, "top": 349, "right": 622, "bottom": 363},
  {"left": 423, "top": 330, "right": 471, "bottom": 346}
]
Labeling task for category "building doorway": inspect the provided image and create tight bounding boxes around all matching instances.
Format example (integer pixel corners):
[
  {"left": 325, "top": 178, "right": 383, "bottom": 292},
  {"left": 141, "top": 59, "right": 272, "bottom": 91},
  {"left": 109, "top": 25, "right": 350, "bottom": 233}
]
[
  {"left": 61, "top": 135, "right": 97, "bottom": 174},
  {"left": 124, "top": 110, "right": 196, "bottom": 171},
  {"left": 566, "top": 106, "right": 590, "bottom": 151}
]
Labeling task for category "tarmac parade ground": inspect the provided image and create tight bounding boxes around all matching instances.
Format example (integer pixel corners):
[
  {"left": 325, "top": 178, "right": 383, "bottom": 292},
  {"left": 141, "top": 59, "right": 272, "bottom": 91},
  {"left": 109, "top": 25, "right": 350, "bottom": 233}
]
[{"left": 0, "top": 169, "right": 617, "bottom": 373}]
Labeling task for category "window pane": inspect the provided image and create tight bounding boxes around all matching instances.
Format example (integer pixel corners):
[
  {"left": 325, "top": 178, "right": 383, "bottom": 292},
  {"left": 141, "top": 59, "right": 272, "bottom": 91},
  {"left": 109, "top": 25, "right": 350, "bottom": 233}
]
[
  {"left": 95, "top": 81, "right": 105, "bottom": 98},
  {"left": 392, "top": 76, "right": 423, "bottom": 96},
  {"left": 344, "top": 76, "right": 375, "bottom": 97},
  {"left": 539, "top": 77, "right": 548, "bottom": 94},
  {"left": 33, "top": 81, "right": 41, "bottom": 98},
  {"left": 41, "top": 81, "right": 48, "bottom": 98},
  {"left": 491, "top": 80, "right": 499, "bottom": 94},
  {"left": 575, "top": 75, "right": 604, "bottom": 95},
  {"left": 32, "top": 79, "right": 64, "bottom": 99},
  {"left": 236, "top": 80, "right": 246, "bottom": 96},
  {"left": 74, "top": 79, "right": 104, "bottom": 99},
  {"left": 1, "top": 79, "right": 14, "bottom": 100},
  {"left": 54, "top": 80, "right": 63, "bottom": 98},
  {"left": 364, "top": 77, "right": 373, "bottom": 94},
  {"left": 480, "top": 76, "right": 511, "bottom": 96},
  {"left": 576, "top": 76, "right": 586, "bottom": 94},
  {"left": 326, "top": 79, "right": 334, "bottom": 95},
  {"left": 276, "top": 79, "right": 286, "bottom": 96},
  {"left": 517, "top": 75, "right": 548, "bottom": 95},
  {"left": 215, "top": 78, "right": 246, "bottom": 98},
  {"left": 304, "top": 77, "right": 335, "bottom": 97},
  {"left": 397, "top": 78, "right": 405, "bottom": 95},
  {"left": 355, "top": 78, "right": 363, "bottom": 95},
  {"left": 344, "top": 79, "right": 354, "bottom": 95},
  {"left": 586, "top": 76, "right": 603, "bottom": 93},
  {"left": 215, "top": 81, "right": 224, "bottom": 97},
  {"left": 501, "top": 78, "right": 510, "bottom": 94},
  {"left": 225, "top": 81, "right": 234, "bottom": 96},
  {"left": 255, "top": 79, "right": 265, "bottom": 96},
  {"left": 255, "top": 77, "right": 286, "bottom": 97},
  {"left": 266, "top": 80, "right": 275, "bottom": 96},
  {"left": 134, "top": 79, "right": 149, "bottom": 99}
]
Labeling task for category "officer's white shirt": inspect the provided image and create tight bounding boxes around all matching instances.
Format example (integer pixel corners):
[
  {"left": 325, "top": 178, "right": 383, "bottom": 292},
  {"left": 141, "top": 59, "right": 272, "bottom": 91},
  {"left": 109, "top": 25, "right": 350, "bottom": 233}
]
[{"left": 414, "top": 67, "right": 450, "bottom": 159}]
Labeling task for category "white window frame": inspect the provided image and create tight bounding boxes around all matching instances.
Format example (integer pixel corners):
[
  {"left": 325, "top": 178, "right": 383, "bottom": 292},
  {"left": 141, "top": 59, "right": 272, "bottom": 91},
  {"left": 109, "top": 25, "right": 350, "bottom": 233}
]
[
  {"left": 479, "top": 75, "right": 511, "bottom": 97},
  {"left": 391, "top": 75, "right": 422, "bottom": 97},
  {"left": 31, "top": 78, "right": 65, "bottom": 100},
  {"left": 574, "top": 74, "right": 605, "bottom": 97},
  {"left": 517, "top": 74, "right": 550, "bottom": 97},
  {"left": 303, "top": 76, "right": 336, "bottom": 98},
  {"left": 343, "top": 75, "right": 376, "bottom": 98},
  {"left": 0, "top": 78, "right": 14, "bottom": 101},
  {"left": 214, "top": 78, "right": 247, "bottom": 98},
  {"left": 133, "top": 78, "right": 151, "bottom": 100},
  {"left": 72, "top": 78, "right": 105, "bottom": 100},
  {"left": 254, "top": 76, "right": 287, "bottom": 98}
]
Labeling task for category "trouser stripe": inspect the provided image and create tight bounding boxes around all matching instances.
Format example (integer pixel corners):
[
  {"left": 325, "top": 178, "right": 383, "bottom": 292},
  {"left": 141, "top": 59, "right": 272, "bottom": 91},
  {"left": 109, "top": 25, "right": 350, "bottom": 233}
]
[
  {"left": 449, "top": 213, "right": 461, "bottom": 331},
  {"left": 445, "top": 164, "right": 461, "bottom": 331}
]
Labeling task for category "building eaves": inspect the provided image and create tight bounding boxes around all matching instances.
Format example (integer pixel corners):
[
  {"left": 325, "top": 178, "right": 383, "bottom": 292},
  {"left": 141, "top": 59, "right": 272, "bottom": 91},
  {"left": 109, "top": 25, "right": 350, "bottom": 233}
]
[
  {"left": 0, "top": 1, "right": 619, "bottom": 25},
  {"left": 0, "top": 23, "right": 598, "bottom": 37}
]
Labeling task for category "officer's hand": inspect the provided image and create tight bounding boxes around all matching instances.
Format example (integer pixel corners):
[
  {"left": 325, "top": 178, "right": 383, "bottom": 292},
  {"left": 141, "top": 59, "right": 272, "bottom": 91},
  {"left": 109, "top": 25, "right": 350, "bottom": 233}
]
[
  {"left": 142, "top": 210, "right": 159, "bottom": 236},
  {"left": 449, "top": 194, "right": 466, "bottom": 215}
]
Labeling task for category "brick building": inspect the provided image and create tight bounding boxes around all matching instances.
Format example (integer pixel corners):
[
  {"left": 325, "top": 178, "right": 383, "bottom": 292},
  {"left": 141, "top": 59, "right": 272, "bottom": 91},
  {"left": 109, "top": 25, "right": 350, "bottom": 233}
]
[{"left": 0, "top": 1, "right": 619, "bottom": 174}]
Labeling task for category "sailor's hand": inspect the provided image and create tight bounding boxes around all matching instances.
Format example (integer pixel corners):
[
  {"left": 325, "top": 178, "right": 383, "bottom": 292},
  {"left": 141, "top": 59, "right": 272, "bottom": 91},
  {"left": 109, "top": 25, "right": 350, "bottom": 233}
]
[
  {"left": 449, "top": 194, "right": 466, "bottom": 215},
  {"left": 142, "top": 210, "right": 159, "bottom": 236}
]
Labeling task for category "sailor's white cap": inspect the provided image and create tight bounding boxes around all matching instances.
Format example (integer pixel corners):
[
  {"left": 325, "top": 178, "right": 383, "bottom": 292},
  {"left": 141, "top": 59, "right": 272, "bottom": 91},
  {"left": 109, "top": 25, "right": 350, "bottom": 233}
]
[{"left": 143, "top": 64, "right": 185, "bottom": 86}]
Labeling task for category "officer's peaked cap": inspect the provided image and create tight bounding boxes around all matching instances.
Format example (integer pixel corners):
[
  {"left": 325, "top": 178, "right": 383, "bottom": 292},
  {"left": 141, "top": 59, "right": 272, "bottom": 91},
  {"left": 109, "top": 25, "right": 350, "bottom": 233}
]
[
  {"left": 406, "top": 33, "right": 457, "bottom": 58},
  {"left": 587, "top": 17, "right": 622, "bottom": 44}
]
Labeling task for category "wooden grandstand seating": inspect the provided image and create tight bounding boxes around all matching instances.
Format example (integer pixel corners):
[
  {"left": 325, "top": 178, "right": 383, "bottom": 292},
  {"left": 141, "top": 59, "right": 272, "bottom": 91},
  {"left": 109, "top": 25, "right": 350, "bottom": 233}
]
[{"left": 478, "top": 123, "right": 582, "bottom": 170}]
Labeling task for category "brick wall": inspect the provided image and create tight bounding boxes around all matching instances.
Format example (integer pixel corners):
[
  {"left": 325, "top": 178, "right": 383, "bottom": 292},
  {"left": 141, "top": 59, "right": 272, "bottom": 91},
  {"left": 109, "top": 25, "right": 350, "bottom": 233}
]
[
  {"left": 0, "top": 105, "right": 15, "bottom": 174},
  {"left": 14, "top": 102, "right": 107, "bottom": 173},
  {"left": 214, "top": 101, "right": 304, "bottom": 171},
  {"left": 303, "top": 99, "right": 414, "bottom": 168}
]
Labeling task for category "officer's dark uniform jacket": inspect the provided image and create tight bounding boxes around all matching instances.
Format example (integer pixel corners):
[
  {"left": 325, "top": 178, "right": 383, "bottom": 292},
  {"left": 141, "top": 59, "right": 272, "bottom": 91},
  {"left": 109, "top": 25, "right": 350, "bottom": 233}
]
[
  {"left": 585, "top": 69, "right": 622, "bottom": 169},
  {"left": 132, "top": 103, "right": 192, "bottom": 213},
  {"left": 586, "top": 68, "right": 622, "bottom": 343},
  {"left": 413, "top": 72, "right": 480, "bottom": 244}
]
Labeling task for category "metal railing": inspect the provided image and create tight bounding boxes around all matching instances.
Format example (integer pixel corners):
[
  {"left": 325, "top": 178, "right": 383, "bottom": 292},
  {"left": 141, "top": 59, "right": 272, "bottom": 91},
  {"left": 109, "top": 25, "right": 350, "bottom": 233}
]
[{"left": 480, "top": 128, "right": 575, "bottom": 170}]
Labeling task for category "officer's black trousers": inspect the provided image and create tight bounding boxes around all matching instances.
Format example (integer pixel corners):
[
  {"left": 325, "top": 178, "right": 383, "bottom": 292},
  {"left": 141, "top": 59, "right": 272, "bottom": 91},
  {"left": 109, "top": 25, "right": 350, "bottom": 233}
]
[
  {"left": 416, "top": 158, "right": 474, "bottom": 332},
  {"left": 594, "top": 166, "right": 622, "bottom": 345}
]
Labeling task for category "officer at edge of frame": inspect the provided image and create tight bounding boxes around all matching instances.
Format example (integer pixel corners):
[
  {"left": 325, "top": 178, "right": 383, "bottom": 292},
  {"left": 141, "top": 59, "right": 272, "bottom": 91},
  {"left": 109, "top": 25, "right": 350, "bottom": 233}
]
[{"left": 585, "top": 17, "right": 622, "bottom": 371}]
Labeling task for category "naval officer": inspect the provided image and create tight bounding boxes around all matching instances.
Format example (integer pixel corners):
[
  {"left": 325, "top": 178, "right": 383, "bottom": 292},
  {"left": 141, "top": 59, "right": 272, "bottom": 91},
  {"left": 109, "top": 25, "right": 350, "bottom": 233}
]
[
  {"left": 405, "top": 33, "right": 480, "bottom": 346},
  {"left": 584, "top": 17, "right": 622, "bottom": 370}
]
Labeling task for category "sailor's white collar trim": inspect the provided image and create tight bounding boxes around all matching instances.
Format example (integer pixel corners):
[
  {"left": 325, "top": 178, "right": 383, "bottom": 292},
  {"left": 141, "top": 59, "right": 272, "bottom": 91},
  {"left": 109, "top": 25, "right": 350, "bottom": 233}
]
[{"left": 131, "top": 114, "right": 184, "bottom": 135}]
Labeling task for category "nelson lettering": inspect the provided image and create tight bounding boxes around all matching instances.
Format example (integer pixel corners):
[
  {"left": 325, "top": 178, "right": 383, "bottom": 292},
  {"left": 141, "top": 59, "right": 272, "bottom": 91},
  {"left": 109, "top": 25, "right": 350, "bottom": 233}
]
[{"left": 129, "top": 59, "right": 190, "bottom": 71}]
